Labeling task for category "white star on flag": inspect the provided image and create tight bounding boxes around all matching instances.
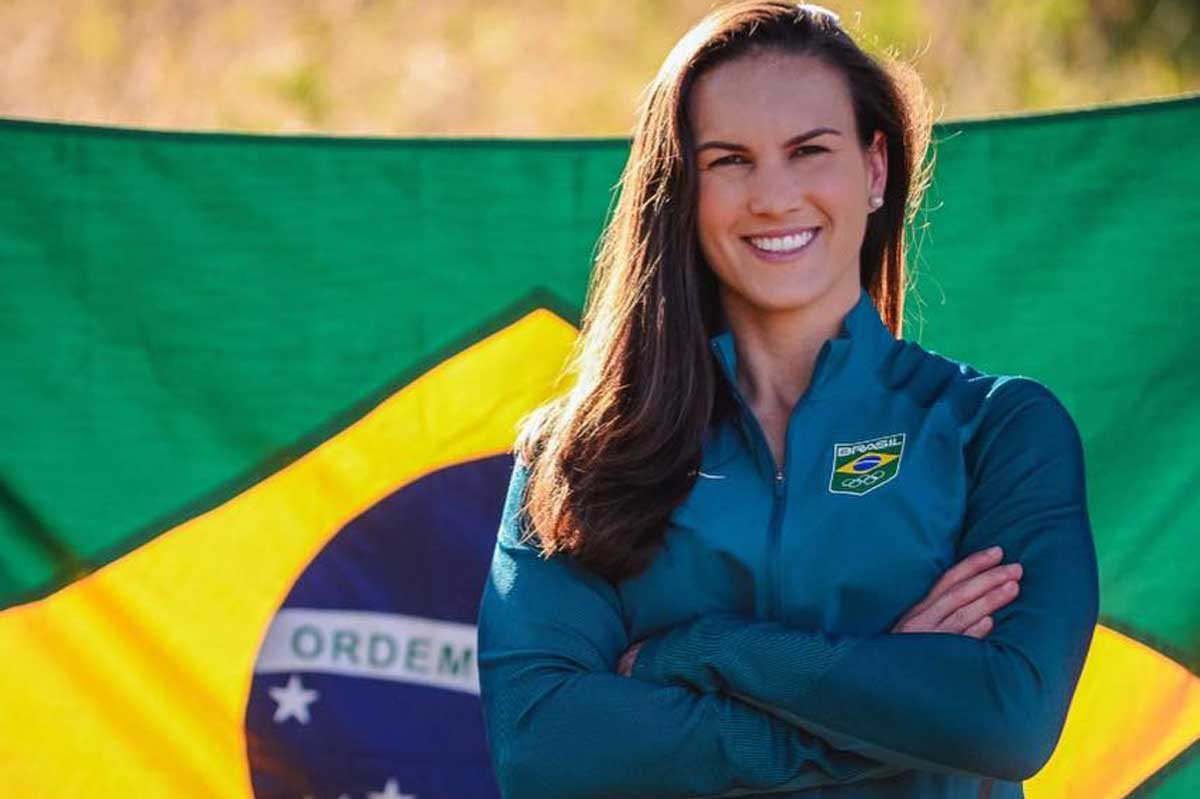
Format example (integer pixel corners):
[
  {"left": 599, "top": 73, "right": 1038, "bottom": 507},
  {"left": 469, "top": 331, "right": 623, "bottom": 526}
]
[
  {"left": 268, "top": 674, "right": 319, "bottom": 724},
  {"left": 368, "top": 777, "right": 418, "bottom": 799}
]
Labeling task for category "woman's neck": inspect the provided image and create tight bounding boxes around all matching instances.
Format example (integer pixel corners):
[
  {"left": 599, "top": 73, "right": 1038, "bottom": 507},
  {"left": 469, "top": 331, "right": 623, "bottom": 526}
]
[{"left": 720, "top": 282, "right": 859, "bottom": 417}]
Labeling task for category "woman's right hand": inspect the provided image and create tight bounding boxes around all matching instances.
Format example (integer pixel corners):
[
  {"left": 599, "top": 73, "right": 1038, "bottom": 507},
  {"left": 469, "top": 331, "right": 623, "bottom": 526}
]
[{"left": 891, "top": 546, "right": 1023, "bottom": 639}]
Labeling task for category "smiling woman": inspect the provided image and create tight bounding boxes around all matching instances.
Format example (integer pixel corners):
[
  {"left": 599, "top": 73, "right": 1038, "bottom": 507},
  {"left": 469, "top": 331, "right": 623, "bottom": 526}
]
[
  {"left": 477, "top": 3, "right": 1098, "bottom": 798},
  {"left": 691, "top": 50, "right": 891, "bottom": 459},
  {"left": 693, "top": 54, "right": 884, "bottom": 313}
]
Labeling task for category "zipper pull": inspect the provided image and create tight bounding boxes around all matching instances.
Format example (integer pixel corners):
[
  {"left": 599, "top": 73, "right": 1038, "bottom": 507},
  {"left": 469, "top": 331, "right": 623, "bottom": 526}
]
[{"left": 774, "top": 468, "right": 785, "bottom": 496}]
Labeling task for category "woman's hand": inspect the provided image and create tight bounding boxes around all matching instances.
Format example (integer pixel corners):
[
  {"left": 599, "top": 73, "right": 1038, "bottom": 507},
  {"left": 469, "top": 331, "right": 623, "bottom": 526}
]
[
  {"left": 617, "top": 640, "right": 645, "bottom": 677},
  {"left": 891, "top": 546, "right": 1023, "bottom": 638}
]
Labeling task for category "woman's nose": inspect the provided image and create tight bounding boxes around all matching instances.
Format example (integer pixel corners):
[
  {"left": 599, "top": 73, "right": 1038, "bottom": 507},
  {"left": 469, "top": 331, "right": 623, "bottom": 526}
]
[{"left": 746, "top": 164, "right": 804, "bottom": 217}]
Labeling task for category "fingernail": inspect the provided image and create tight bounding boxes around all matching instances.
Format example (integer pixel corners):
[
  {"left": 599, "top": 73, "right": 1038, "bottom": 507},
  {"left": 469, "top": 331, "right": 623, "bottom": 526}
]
[{"left": 988, "top": 546, "right": 1002, "bottom": 557}]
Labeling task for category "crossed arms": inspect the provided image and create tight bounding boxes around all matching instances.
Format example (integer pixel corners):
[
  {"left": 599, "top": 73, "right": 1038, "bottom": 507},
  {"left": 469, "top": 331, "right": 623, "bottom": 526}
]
[{"left": 476, "top": 378, "right": 1099, "bottom": 798}]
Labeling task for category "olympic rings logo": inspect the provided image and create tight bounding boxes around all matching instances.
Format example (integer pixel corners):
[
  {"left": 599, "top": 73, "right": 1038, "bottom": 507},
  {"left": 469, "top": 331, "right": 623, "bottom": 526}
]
[{"left": 840, "top": 470, "right": 888, "bottom": 489}]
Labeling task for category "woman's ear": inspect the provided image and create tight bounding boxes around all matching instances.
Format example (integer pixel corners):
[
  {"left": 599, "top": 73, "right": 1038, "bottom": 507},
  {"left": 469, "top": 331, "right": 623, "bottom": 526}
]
[{"left": 866, "top": 130, "right": 888, "bottom": 200}]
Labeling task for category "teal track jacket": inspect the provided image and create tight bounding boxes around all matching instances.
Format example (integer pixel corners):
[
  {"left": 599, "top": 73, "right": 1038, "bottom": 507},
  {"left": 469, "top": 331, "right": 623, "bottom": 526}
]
[{"left": 477, "top": 288, "right": 1100, "bottom": 798}]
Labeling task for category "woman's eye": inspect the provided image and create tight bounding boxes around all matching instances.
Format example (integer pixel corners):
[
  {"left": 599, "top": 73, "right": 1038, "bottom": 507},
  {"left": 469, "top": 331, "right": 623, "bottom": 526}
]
[
  {"left": 708, "top": 147, "right": 825, "bottom": 168},
  {"left": 710, "top": 154, "right": 748, "bottom": 167}
]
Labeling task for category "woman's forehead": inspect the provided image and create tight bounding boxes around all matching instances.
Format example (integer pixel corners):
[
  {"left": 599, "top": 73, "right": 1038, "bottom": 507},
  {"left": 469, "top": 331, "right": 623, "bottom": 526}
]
[{"left": 689, "top": 52, "right": 855, "bottom": 142}]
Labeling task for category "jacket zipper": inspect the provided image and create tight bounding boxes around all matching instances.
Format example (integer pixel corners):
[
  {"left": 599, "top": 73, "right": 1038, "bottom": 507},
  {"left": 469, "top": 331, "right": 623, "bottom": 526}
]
[
  {"left": 710, "top": 340, "right": 805, "bottom": 621},
  {"left": 768, "top": 459, "right": 787, "bottom": 620},
  {"left": 711, "top": 338, "right": 838, "bottom": 621}
]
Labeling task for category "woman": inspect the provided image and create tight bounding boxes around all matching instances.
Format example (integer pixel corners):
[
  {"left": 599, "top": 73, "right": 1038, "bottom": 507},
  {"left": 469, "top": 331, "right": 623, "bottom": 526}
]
[{"left": 477, "top": 3, "right": 1099, "bottom": 798}]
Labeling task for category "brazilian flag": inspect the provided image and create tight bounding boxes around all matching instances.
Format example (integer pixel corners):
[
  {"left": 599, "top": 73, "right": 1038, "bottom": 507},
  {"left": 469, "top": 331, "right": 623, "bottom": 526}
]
[{"left": 1, "top": 95, "right": 1198, "bottom": 798}]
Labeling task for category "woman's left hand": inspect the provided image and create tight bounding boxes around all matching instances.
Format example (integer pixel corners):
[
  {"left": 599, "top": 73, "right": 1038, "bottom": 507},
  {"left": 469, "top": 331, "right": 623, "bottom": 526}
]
[{"left": 616, "top": 640, "right": 646, "bottom": 676}]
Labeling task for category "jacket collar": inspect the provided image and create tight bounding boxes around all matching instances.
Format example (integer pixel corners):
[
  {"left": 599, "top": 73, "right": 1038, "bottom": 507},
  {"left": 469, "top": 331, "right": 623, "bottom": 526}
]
[{"left": 708, "top": 287, "right": 896, "bottom": 403}]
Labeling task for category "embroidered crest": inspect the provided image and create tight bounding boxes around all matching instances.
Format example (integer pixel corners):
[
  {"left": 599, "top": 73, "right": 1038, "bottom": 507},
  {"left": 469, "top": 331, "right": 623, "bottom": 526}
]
[{"left": 828, "top": 433, "right": 906, "bottom": 496}]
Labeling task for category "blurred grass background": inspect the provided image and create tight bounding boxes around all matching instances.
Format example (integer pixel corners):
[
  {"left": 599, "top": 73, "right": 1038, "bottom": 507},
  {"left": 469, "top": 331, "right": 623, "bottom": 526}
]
[{"left": 1, "top": 0, "right": 1197, "bottom": 135}]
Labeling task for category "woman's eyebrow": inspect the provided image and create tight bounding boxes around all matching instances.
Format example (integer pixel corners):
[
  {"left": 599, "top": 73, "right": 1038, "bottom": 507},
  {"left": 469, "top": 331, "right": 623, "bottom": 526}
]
[{"left": 696, "top": 126, "right": 842, "bottom": 153}]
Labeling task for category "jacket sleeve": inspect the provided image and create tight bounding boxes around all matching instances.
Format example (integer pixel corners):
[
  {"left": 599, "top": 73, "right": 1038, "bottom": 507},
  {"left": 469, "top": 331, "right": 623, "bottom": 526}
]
[
  {"left": 629, "top": 377, "right": 1100, "bottom": 783},
  {"left": 477, "top": 455, "right": 911, "bottom": 799}
]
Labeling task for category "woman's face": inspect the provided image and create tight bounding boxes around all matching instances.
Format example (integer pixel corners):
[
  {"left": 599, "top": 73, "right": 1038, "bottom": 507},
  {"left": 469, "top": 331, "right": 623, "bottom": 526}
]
[{"left": 689, "top": 50, "right": 887, "bottom": 320}]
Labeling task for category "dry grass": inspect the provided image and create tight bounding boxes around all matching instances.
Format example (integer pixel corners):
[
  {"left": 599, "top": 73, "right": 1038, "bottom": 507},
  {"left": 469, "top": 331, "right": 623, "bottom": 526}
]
[{"left": 0, "top": 0, "right": 1196, "bottom": 136}]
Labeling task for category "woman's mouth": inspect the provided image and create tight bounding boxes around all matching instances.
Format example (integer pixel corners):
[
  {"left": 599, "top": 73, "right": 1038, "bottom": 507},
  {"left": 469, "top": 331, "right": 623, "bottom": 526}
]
[{"left": 743, "top": 228, "right": 820, "bottom": 261}]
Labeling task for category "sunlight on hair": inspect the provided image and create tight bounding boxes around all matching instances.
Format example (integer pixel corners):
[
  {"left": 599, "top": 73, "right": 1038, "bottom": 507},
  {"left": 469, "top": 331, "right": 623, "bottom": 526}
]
[
  {"left": 797, "top": 3, "right": 840, "bottom": 25},
  {"left": 652, "top": 16, "right": 719, "bottom": 90}
]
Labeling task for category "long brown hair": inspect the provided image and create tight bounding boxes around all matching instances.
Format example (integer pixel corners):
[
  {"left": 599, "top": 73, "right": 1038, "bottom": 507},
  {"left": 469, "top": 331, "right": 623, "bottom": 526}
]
[{"left": 514, "top": 1, "right": 934, "bottom": 582}]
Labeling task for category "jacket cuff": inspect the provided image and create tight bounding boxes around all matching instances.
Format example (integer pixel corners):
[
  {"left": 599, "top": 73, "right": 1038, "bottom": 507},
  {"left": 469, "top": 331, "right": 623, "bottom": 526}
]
[{"left": 628, "top": 613, "right": 741, "bottom": 691}]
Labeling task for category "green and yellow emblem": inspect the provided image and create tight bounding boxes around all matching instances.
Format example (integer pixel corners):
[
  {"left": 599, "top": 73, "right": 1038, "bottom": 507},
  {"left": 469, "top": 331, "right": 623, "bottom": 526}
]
[{"left": 828, "top": 433, "right": 906, "bottom": 496}]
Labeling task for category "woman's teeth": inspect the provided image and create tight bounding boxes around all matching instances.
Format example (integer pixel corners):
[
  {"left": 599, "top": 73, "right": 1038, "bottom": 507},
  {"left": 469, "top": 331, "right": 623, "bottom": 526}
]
[{"left": 747, "top": 229, "right": 817, "bottom": 253}]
